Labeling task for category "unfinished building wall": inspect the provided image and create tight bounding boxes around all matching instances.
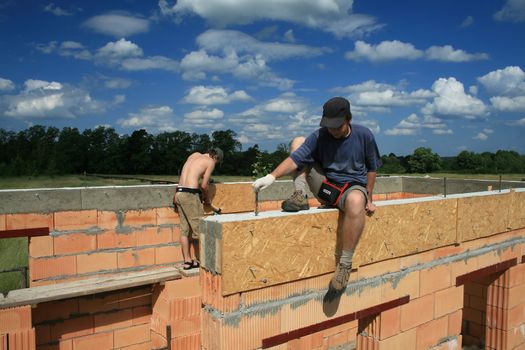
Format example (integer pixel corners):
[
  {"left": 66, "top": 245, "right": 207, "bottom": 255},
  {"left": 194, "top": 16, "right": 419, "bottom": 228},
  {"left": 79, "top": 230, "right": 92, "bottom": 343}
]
[{"left": 200, "top": 189, "right": 525, "bottom": 350}]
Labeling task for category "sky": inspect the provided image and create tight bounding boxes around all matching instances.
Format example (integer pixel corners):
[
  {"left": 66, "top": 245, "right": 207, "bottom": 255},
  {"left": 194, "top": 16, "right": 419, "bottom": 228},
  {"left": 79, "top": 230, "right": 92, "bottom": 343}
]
[{"left": 0, "top": 0, "right": 525, "bottom": 156}]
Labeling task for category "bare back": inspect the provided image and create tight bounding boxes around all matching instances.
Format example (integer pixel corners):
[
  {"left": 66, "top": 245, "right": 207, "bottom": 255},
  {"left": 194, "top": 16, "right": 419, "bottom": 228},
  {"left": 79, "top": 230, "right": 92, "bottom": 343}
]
[{"left": 178, "top": 152, "right": 215, "bottom": 190}]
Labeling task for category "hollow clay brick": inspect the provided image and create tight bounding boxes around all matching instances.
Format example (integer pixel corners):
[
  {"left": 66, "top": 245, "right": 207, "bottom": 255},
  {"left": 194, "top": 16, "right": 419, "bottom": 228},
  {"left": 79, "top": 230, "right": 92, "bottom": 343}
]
[
  {"left": 97, "top": 230, "right": 137, "bottom": 249},
  {"left": 54, "top": 210, "right": 97, "bottom": 231},
  {"left": 156, "top": 207, "right": 180, "bottom": 225},
  {"left": 113, "top": 323, "right": 150, "bottom": 348},
  {"left": 434, "top": 285, "right": 464, "bottom": 318},
  {"left": 117, "top": 248, "right": 155, "bottom": 269},
  {"left": 76, "top": 251, "right": 117, "bottom": 274},
  {"left": 30, "top": 255, "right": 77, "bottom": 280},
  {"left": 72, "top": 331, "right": 113, "bottom": 350},
  {"left": 419, "top": 264, "right": 452, "bottom": 296},
  {"left": 6, "top": 213, "right": 53, "bottom": 230},
  {"left": 29, "top": 235, "right": 54, "bottom": 258},
  {"left": 400, "top": 294, "right": 434, "bottom": 331},
  {"left": 54, "top": 233, "right": 96, "bottom": 255}
]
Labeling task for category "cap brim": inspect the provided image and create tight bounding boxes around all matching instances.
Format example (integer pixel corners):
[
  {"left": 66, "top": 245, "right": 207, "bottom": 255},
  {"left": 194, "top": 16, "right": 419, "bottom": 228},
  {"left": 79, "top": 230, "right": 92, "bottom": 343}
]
[{"left": 320, "top": 116, "right": 346, "bottom": 128}]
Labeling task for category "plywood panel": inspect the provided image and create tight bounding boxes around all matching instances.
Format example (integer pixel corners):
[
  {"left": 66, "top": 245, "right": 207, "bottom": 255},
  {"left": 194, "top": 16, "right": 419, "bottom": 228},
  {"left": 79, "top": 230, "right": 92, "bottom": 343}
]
[
  {"left": 509, "top": 191, "right": 525, "bottom": 229},
  {"left": 221, "top": 211, "right": 338, "bottom": 295},
  {"left": 206, "top": 183, "right": 255, "bottom": 214},
  {"left": 353, "top": 199, "right": 458, "bottom": 267},
  {"left": 457, "top": 193, "right": 511, "bottom": 242}
]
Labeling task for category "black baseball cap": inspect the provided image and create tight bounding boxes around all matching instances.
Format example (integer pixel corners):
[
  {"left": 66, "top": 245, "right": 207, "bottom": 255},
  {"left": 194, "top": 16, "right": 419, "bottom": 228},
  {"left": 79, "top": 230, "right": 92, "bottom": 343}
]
[{"left": 320, "top": 97, "right": 352, "bottom": 128}]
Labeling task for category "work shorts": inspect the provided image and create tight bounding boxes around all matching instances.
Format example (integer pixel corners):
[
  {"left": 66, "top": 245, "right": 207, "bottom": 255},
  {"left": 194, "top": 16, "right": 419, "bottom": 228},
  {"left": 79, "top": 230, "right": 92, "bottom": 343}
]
[
  {"left": 176, "top": 192, "right": 203, "bottom": 240},
  {"left": 305, "top": 163, "right": 369, "bottom": 211}
]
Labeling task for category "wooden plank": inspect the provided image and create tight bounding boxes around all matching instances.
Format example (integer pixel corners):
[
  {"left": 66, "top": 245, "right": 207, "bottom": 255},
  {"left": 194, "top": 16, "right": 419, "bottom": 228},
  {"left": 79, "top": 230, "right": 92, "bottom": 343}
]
[
  {"left": 457, "top": 193, "right": 511, "bottom": 242},
  {"left": 456, "top": 258, "right": 517, "bottom": 286},
  {"left": 0, "top": 227, "right": 49, "bottom": 239},
  {"left": 0, "top": 267, "right": 181, "bottom": 308},
  {"left": 353, "top": 199, "right": 458, "bottom": 266},
  {"left": 509, "top": 191, "right": 525, "bottom": 230},
  {"left": 221, "top": 211, "right": 339, "bottom": 295},
  {"left": 205, "top": 183, "right": 255, "bottom": 214}
]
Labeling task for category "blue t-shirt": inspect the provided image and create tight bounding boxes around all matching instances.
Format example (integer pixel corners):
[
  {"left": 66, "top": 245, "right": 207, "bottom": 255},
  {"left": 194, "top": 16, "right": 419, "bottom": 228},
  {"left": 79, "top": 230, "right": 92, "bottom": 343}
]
[{"left": 290, "top": 124, "right": 382, "bottom": 185}]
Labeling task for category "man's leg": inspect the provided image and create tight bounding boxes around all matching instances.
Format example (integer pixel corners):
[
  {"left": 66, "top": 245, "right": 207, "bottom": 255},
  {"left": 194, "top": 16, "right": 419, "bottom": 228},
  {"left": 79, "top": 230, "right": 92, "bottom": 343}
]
[
  {"left": 330, "top": 190, "right": 367, "bottom": 291},
  {"left": 177, "top": 198, "right": 193, "bottom": 266},
  {"left": 281, "top": 137, "right": 310, "bottom": 212}
]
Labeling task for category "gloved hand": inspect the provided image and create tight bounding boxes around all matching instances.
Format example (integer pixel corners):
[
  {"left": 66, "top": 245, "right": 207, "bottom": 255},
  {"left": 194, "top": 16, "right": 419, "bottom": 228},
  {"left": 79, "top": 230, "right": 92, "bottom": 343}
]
[{"left": 253, "top": 174, "right": 275, "bottom": 192}]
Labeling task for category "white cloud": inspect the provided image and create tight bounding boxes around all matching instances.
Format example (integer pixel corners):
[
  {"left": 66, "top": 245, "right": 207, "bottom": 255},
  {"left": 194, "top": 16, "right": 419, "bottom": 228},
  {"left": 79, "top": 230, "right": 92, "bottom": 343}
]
[
  {"left": 345, "top": 41, "right": 488, "bottom": 63},
  {"left": 83, "top": 12, "right": 150, "bottom": 37},
  {"left": 183, "top": 85, "right": 252, "bottom": 105},
  {"left": 196, "top": 29, "right": 327, "bottom": 60},
  {"left": 490, "top": 96, "right": 525, "bottom": 112},
  {"left": 336, "top": 80, "right": 434, "bottom": 109},
  {"left": 159, "top": 0, "right": 383, "bottom": 38},
  {"left": 510, "top": 117, "right": 525, "bottom": 126},
  {"left": 113, "top": 95, "right": 126, "bottom": 104},
  {"left": 180, "top": 50, "right": 293, "bottom": 90},
  {"left": 96, "top": 38, "right": 143, "bottom": 64},
  {"left": 3, "top": 79, "right": 106, "bottom": 119},
  {"left": 183, "top": 108, "right": 225, "bottom": 129},
  {"left": 345, "top": 40, "right": 423, "bottom": 62},
  {"left": 494, "top": 0, "right": 525, "bottom": 22},
  {"left": 460, "top": 16, "right": 474, "bottom": 28},
  {"left": 0, "top": 77, "right": 15, "bottom": 91},
  {"left": 104, "top": 78, "right": 132, "bottom": 89},
  {"left": 422, "top": 77, "right": 487, "bottom": 118},
  {"left": 384, "top": 128, "right": 418, "bottom": 136},
  {"left": 117, "top": 106, "right": 177, "bottom": 131},
  {"left": 284, "top": 29, "right": 295, "bottom": 43},
  {"left": 384, "top": 113, "right": 451, "bottom": 136},
  {"left": 433, "top": 129, "right": 453, "bottom": 135},
  {"left": 473, "top": 132, "right": 488, "bottom": 140},
  {"left": 95, "top": 39, "right": 179, "bottom": 72},
  {"left": 58, "top": 41, "right": 92, "bottom": 60},
  {"left": 44, "top": 3, "right": 74, "bottom": 16},
  {"left": 478, "top": 66, "right": 525, "bottom": 96},
  {"left": 425, "top": 45, "right": 488, "bottom": 62}
]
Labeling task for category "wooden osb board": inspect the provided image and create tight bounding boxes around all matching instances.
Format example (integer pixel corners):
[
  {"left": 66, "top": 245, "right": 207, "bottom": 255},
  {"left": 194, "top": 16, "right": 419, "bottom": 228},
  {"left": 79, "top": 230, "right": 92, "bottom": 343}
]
[
  {"left": 509, "top": 191, "right": 525, "bottom": 230},
  {"left": 205, "top": 183, "right": 255, "bottom": 214},
  {"left": 457, "top": 193, "right": 511, "bottom": 242},
  {"left": 220, "top": 211, "right": 339, "bottom": 295},
  {"left": 353, "top": 199, "right": 458, "bottom": 267}
]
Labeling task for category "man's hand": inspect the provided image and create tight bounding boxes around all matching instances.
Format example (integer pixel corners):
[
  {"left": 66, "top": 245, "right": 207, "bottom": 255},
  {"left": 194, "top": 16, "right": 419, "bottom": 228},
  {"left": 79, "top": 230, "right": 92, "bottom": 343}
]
[
  {"left": 366, "top": 201, "right": 377, "bottom": 216},
  {"left": 253, "top": 174, "right": 275, "bottom": 192}
]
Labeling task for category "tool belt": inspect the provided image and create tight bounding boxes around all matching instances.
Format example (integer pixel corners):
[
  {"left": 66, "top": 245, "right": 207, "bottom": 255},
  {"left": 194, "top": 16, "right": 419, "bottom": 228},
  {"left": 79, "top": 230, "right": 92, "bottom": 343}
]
[
  {"left": 173, "top": 187, "right": 203, "bottom": 208},
  {"left": 317, "top": 179, "right": 365, "bottom": 206},
  {"left": 176, "top": 187, "right": 202, "bottom": 194}
]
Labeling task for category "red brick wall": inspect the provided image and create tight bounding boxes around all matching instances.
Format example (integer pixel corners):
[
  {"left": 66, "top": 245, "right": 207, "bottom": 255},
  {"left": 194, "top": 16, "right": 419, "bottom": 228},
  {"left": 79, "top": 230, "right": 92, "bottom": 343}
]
[{"left": 16, "top": 207, "right": 183, "bottom": 286}]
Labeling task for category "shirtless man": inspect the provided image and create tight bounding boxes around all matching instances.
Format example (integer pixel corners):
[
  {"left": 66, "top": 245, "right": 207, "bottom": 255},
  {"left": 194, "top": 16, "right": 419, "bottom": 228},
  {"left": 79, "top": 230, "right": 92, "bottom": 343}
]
[{"left": 175, "top": 147, "right": 223, "bottom": 270}]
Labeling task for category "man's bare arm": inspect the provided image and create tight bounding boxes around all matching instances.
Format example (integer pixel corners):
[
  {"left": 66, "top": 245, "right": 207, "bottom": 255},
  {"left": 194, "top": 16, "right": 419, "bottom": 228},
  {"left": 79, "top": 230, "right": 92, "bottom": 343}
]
[{"left": 270, "top": 157, "right": 298, "bottom": 179}]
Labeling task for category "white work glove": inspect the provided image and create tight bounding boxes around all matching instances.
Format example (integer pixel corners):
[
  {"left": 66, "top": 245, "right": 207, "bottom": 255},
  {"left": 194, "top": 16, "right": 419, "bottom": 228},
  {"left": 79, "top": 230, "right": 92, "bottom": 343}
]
[{"left": 253, "top": 174, "right": 275, "bottom": 192}]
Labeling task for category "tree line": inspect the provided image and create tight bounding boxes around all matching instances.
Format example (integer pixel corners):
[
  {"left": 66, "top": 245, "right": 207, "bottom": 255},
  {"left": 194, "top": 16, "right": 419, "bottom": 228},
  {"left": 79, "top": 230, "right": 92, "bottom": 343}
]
[
  {"left": 0, "top": 125, "right": 288, "bottom": 177},
  {"left": 1, "top": 125, "right": 524, "bottom": 177}
]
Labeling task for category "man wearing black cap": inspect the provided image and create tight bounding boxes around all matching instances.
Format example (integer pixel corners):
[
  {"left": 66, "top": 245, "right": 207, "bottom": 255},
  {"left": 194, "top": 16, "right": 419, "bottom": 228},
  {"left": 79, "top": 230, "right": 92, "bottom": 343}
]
[{"left": 253, "top": 97, "right": 382, "bottom": 292}]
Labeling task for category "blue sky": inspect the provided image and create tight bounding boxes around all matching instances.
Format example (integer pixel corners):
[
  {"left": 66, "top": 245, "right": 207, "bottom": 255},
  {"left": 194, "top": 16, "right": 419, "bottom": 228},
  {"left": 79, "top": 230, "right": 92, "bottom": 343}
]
[{"left": 1, "top": 0, "right": 524, "bottom": 156}]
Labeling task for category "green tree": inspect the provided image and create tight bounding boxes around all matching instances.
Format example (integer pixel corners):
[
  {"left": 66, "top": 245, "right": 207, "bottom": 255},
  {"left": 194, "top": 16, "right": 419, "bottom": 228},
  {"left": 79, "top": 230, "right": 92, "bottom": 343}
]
[
  {"left": 407, "top": 147, "right": 442, "bottom": 173},
  {"left": 379, "top": 153, "right": 406, "bottom": 174}
]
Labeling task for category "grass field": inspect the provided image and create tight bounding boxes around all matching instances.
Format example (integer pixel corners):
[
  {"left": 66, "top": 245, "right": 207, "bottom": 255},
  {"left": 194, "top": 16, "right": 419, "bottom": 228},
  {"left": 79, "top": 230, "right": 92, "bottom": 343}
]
[{"left": 0, "top": 238, "right": 28, "bottom": 295}]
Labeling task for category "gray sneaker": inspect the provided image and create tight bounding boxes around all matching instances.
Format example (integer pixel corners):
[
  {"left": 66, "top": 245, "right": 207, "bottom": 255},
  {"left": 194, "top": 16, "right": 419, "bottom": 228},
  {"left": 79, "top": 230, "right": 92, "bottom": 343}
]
[
  {"left": 281, "top": 190, "right": 309, "bottom": 212},
  {"left": 330, "top": 263, "right": 352, "bottom": 291}
]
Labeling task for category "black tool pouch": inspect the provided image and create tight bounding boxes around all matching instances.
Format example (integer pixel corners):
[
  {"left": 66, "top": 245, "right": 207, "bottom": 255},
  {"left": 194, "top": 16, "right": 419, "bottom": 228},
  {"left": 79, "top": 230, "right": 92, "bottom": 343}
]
[{"left": 317, "top": 180, "right": 349, "bottom": 206}]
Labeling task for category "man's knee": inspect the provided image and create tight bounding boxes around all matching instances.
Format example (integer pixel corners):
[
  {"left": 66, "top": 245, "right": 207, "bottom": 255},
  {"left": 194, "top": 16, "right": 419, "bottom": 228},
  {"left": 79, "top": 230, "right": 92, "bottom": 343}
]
[
  {"left": 290, "top": 136, "right": 305, "bottom": 152},
  {"left": 344, "top": 191, "right": 366, "bottom": 214}
]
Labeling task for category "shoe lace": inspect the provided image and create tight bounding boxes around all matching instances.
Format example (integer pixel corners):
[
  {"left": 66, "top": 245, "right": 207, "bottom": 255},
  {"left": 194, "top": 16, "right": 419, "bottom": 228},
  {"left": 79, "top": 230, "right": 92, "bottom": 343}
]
[
  {"left": 335, "top": 264, "right": 351, "bottom": 284},
  {"left": 291, "top": 190, "right": 305, "bottom": 201}
]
